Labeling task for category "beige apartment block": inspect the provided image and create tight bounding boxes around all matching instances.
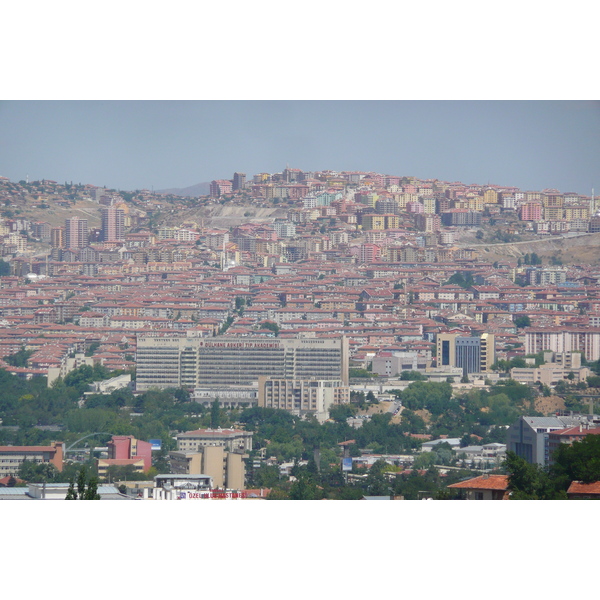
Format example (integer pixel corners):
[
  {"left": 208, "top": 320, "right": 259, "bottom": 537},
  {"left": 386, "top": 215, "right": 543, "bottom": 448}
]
[
  {"left": 258, "top": 377, "right": 350, "bottom": 420},
  {"left": 510, "top": 365, "right": 590, "bottom": 386},
  {"left": 169, "top": 445, "right": 246, "bottom": 490}
]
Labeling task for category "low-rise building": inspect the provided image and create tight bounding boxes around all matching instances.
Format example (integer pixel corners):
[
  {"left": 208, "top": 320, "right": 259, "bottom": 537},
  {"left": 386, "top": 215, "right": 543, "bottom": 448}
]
[
  {"left": 447, "top": 474, "right": 509, "bottom": 500},
  {"left": 0, "top": 441, "right": 64, "bottom": 477},
  {"left": 510, "top": 364, "right": 590, "bottom": 386},
  {"left": 191, "top": 385, "right": 258, "bottom": 409},
  {"left": 152, "top": 474, "right": 214, "bottom": 500},
  {"left": 0, "top": 482, "right": 130, "bottom": 500},
  {"left": 566, "top": 481, "right": 600, "bottom": 499}
]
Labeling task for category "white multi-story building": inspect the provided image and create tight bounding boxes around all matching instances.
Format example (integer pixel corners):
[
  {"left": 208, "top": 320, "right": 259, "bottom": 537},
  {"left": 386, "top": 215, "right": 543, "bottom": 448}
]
[
  {"left": 525, "top": 328, "right": 600, "bottom": 362},
  {"left": 136, "top": 334, "right": 349, "bottom": 391},
  {"left": 258, "top": 377, "right": 350, "bottom": 421},
  {"left": 273, "top": 220, "right": 296, "bottom": 238}
]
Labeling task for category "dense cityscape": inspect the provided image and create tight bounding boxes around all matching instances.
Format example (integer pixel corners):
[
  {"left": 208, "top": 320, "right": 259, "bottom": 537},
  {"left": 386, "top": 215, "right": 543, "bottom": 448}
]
[{"left": 1, "top": 167, "right": 600, "bottom": 500}]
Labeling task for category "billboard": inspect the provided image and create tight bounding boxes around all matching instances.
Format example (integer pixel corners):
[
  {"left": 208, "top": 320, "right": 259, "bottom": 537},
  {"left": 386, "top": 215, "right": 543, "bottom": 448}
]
[
  {"left": 342, "top": 457, "right": 353, "bottom": 472},
  {"left": 177, "top": 490, "right": 247, "bottom": 500},
  {"left": 149, "top": 439, "right": 162, "bottom": 451}
]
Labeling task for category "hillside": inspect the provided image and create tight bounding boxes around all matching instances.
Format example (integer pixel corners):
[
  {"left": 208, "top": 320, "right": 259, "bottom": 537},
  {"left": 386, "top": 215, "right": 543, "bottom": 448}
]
[
  {"left": 155, "top": 205, "right": 288, "bottom": 228},
  {"left": 156, "top": 182, "right": 211, "bottom": 197},
  {"left": 460, "top": 232, "right": 600, "bottom": 266},
  {"left": 10, "top": 198, "right": 102, "bottom": 228}
]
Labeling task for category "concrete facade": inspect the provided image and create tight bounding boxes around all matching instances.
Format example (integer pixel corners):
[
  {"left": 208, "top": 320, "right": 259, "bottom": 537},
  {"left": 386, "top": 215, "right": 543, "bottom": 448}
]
[{"left": 136, "top": 334, "right": 349, "bottom": 391}]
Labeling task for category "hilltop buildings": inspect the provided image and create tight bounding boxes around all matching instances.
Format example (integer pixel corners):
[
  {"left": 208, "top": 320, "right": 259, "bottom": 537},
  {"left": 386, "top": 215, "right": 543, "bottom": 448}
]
[{"left": 1, "top": 171, "right": 600, "bottom": 428}]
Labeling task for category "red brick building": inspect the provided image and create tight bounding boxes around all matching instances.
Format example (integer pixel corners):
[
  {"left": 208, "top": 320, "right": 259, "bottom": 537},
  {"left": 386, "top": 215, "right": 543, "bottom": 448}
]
[{"left": 96, "top": 436, "right": 153, "bottom": 479}]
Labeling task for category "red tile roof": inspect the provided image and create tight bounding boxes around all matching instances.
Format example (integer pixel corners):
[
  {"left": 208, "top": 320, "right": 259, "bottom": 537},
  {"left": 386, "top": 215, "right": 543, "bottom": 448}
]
[
  {"left": 447, "top": 474, "right": 508, "bottom": 491},
  {"left": 567, "top": 481, "right": 600, "bottom": 496}
]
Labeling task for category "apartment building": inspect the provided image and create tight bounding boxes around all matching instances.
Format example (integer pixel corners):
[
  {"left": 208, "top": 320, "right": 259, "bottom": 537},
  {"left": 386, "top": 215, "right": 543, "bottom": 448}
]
[
  {"left": 258, "top": 377, "right": 350, "bottom": 421},
  {"left": 209, "top": 180, "right": 233, "bottom": 197},
  {"left": 525, "top": 328, "right": 600, "bottom": 362},
  {"left": 169, "top": 445, "right": 245, "bottom": 490},
  {"left": 65, "top": 217, "right": 88, "bottom": 249},
  {"left": 101, "top": 206, "right": 125, "bottom": 242},
  {"left": 519, "top": 202, "right": 543, "bottom": 221},
  {"left": 232, "top": 172, "right": 246, "bottom": 191}
]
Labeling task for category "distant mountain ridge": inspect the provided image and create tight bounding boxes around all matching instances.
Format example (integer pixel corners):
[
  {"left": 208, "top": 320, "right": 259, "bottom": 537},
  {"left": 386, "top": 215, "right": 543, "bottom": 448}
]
[{"left": 156, "top": 182, "right": 211, "bottom": 197}]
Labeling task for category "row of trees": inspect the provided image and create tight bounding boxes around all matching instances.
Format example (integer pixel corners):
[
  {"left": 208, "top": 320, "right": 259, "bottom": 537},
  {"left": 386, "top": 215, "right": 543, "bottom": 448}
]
[{"left": 0, "top": 364, "right": 222, "bottom": 454}]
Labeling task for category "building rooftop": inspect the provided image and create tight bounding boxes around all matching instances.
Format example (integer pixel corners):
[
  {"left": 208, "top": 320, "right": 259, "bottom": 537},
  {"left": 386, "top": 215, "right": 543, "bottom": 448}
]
[
  {"left": 179, "top": 428, "right": 250, "bottom": 437},
  {"left": 567, "top": 481, "right": 600, "bottom": 495},
  {"left": 447, "top": 474, "right": 509, "bottom": 491}
]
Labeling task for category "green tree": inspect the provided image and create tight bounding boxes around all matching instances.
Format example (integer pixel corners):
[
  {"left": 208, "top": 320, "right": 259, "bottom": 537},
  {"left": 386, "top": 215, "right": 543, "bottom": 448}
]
[
  {"left": 252, "top": 464, "right": 280, "bottom": 488},
  {"left": 289, "top": 472, "right": 322, "bottom": 500},
  {"left": 587, "top": 376, "right": 600, "bottom": 388},
  {"left": 349, "top": 368, "right": 374, "bottom": 378},
  {"left": 329, "top": 403, "right": 357, "bottom": 422},
  {"left": 18, "top": 460, "right": 59, "bottom": 482},
  {"left": 551, "top": 434, "right": 600, "bottom": 485},
  {"left": 5, "top": 346, "right": 34, "bottom": 367},
  {"left": 413, "top": 452, "right": 436, "bottom": 470},
  {"left": 0, "top": 259, "right": 11, "bottom": 276},
  {"left": 104, "top": 464, "right": 151, "bottom": 482},
  {"left": 504, "top": 451, "right": 564, "bottom": 499},
  {"left": 85, "top": 342, "right": 100, "bottom": 357},
  {"left": 66, "top": 467, "right": 101, "bottom": 500},
  {"left": 259, "top": 320, "right": 280, "bottom": 336},
  {"left": 399, "top": 370, "right": 427, "bottom": 381},
  {"left": 446, "top": 271, "right": 475, "bottom": 289},
  {"left": 210, "top": 399, "right": 221, "bottom": 429},
  {"left": 365, "top": 459, "right": 391, "bottom": 496},
  {"left": 514, "top": 315, "right": 531, "bottom": 329},
  {"left": 235, "top": 296, "right": 246, "bottom": 314}
]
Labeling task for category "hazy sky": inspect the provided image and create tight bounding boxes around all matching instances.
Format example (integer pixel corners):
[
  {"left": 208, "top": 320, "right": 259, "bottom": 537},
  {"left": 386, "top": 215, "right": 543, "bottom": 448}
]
[{"left": 1, "top": 100, "right": 598, "bottom": 195}]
